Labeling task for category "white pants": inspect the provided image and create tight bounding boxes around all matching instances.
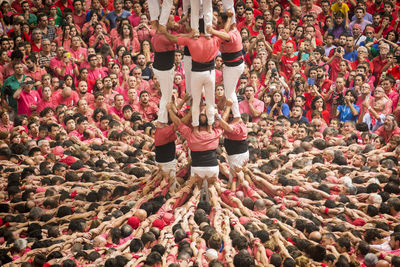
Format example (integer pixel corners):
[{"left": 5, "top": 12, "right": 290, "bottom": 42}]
[
  {"left": 154, "top": 68, "right": 174, "bottom": 123},
  {"left": 148, "top": 0, "right": 173, "bottom": 26},
  {"left": 191, "top": 69, "right": 215, "bottom": 126},
  {"left": 223, "top": 62, "right": 244, "bottom": 118},
  {"left": 222, "top": 0, "right": 236, "bottom": 24},
  {"left": 157, "top": 159, "right": 176, "bottom": 177},
  {"left": 183, "top": 0, "right": 190, "bottom": 15},
  {"left": 228, "top": 150, "right": 249, "bottom": 179},
  {"left": 191, "top": 165, "right": 219, "bottom": 178},
  {"left": 190, "top": 0, "right": 212, "bottom": 34},
  {"left": 184, "top": 55, "right": 192, "bottom": 97}
]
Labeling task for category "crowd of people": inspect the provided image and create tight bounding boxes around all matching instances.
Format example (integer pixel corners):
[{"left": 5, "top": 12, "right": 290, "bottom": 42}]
[{"left": 0, "top": 0, "right": 399, "bottom": 266}]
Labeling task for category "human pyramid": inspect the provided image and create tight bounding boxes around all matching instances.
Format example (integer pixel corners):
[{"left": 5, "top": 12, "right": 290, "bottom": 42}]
[{"left": 0, "top": 0, "right": 400, "bottom": 266}]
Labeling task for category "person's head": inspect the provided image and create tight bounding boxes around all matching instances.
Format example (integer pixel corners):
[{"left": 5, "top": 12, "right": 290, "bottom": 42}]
[
  {"left": 384, "top": 115, "right": 397, "bottom": 132},
  {"left": 345, "top": 89, "right": 357, "bottom": 104},
  {"left": 140, "top": 91, "right": 149, "bottom": 104},
  {"left": 390, "top": 233, "right": 400, "bottom": 250},
  {"left": 244, "top": 85, "right": 255, "bottom": 99}
]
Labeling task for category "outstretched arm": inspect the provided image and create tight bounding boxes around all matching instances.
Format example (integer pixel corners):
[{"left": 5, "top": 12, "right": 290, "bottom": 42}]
[{"left": 167, "top": 102, "right": 181, "bottom": 127}]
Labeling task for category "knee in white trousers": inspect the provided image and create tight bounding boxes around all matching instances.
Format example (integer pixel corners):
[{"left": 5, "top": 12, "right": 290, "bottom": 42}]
[
  {"left": 153, "top": 68, "right": 174, "bottom": 123},
  {"left": 191, "top": 70, "right": 215, "bottom": 126},
  {"left": 223, "top": 62, "right": 244, "bottom": 118}
]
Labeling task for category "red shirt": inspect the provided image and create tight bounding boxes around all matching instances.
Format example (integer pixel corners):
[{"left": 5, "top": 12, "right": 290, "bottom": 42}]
[
  {"left": 272, "top": 39, "right": 296, "bottom": 54},
  {"left": 52, "top": 90, "right": 79, "bottom": 108},
  {"left": 154, "top": 124, "right": 177, "bottom": 146},
  {"left": 280, "top": 54, "right": 298, "bottom": 79},
  {"left": 177, "top": 123, "right": 222, "bottom": 151},
  {"left": 372, "top": 56, "right": 387, "bottom": 86},
  {"left": 224, "top": 121, "right": 248, "bottom": 141},
  {"left": 108, "top": 106, "right": 124, "bottom": 119},
  {"left": 151, "top": 32, "right": 175, "bottom": 52},
  {"left": 133, "top": 102, "right": 159, "bottom": 122},
  {"left": 26, "top": 68, "right": 46, "bottom": 82},
  {"left": 17, "top": 90, "right": 40, "bottom": 116},
  {"left": 87, "top": 68, "right": 107, "bottom": 82},
  {"left": 374, "top": 126, "right": 400, "bottom": 143},
  {"left": 177, "top": 36, "right": 221, "bottom": 63}
]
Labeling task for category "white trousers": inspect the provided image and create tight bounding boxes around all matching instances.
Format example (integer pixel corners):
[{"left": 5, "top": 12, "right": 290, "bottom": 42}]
[
  {"left": 190, "top": 0, "right": 212, "bottom": 34},
  {"left": 154, "top": 68, "right": 174, "bottom": 123},
  {"left": 184, "top": 55, "right": 192, "bottom": 97},
  {"left": 191, "top": 166, "right": 219, "bottom": 178},
  {"left": 157, "top": 159, "right": 176, "bottom": 177},
  {"left": 148, "top": 0, "right": 173, "bottom": 26},
  {"left": 223, "top": 62, "right": 244, "bottom": 118},
  {"left": 191, "top": 69, "right": 215, "bottom": 126},
  {"left": 222, "top": 0, "right": 236, "bottom": 24},
  {"left": 227, "top": 150, "right": 249, "bottom": 179}
]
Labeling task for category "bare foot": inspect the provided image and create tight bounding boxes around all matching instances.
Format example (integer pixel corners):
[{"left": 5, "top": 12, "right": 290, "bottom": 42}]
[
  {"left": 151, "top": 20, "right": 159, "bottom": 31},
  {"left": 154, "top": 121, "right": 166, "bottom": 128},
  {"left": 158, "top": 24, "right": 167, "bottom": 34}
]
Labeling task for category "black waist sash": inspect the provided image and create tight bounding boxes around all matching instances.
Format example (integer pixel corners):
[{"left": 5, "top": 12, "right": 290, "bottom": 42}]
[
  {"left": 224, "top": 139, "right": 248, "bottom": 155},
  {"left": 155, "top": 141, "right": 175, "bottom": 163},
  {"left": 192, "top": 59, "right": 215, "bottom": 72},
  {"left": 153, "top": 51, "right": 175, "bottom": 70},
  {"left": 191, "top": 149, "right": 218, "bottom": 167},
  {"left": 221, "top": 51, "right": 244, "bottom": 67}
]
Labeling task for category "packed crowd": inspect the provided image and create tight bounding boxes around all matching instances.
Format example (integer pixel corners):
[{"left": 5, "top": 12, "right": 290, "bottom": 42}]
[{"left": 0, "top": 0, "right": 399, "bottom": 265}]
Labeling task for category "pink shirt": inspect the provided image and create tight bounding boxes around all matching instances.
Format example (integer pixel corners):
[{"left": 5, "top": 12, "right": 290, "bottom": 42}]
[
  {"left": 387, "top": 90, "right": 399, "bottom": 111},
  {"left": 87, "top": 68, "right": 107, "bottom": 82},
  {"left": 177, "top": 36, "right": 221, "bottom": 63},
  {"left": 52, "top": 90, "right": 80, "bottom": 108},
  {"left": 133, "top": 102, "right": 159, "bottom": 122},
  {"left": 224, "top": 121, "right": 248, "bottom": 141},
  {"left": 154, "top": 124, "right": 177, "bottom": 146},
  {"left": 374, "top": 126, "right": 400, "bottom": 143},
  {"left": 151, "top": 33, "right": 175, "bottom": 52},
  {"left": 26, "top": 68, "right": 47, "bottom": 82},
  {"left": 69, "top": 47, "right": 87, "bottom": 63},
  {"left": 112, "top": 37, "right": 140, "bottom": 53},
  {"left": 49, "top": 57, "right": 63, "bottom": 70},
  {"left": 177, "top": 123, "right": 223, "bottom": 151},
  {"left": 239, "top": 99, "right": 264, "bottom": 122},
  {"left": 17, "top": 90, "right": 40, "bottom": 116},
  {"left": 37, "top": 99, "right": 54, "bottom": 113},
  {"left": 108, "top": 106, "right": 124, "bottom": 119},
  {"left": 220, "top": 30, "right": 243, "bottom": 53},
  {"left": 134, "top": 26, "right": 155, "bottom": 42}
]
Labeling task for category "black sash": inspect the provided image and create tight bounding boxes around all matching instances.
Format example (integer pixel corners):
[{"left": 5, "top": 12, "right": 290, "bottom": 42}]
[
  {"left": 192, "top": 59, "right": 215, "bottom": 72},
  {"left": 191, "top": 149, "right": 218, "bottom": 167},
  {"left": 221, "top": 51, "right": 244, "bottom": 67},
  {"left": 224, "top": 139, "right": 248, "bottom": 155},
  {"left": 153, "top": 51, "right": 175, "bottom": 71},
  {"left": 155, "top": 141, "right": 176, "bottom": 163}
]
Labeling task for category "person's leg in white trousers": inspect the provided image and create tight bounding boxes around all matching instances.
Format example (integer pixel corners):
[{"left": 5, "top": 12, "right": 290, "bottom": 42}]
[
  {"left": 148, "top": 0, "right": 173, "bottom": 26},
  {"left": 221, "top": 0, "right": 236, "bottom": 24},
  {"left": 154, "top": 68, "right": 174, "bottom": 123},
  {"left": 202, "top": 0, "right": 212, "bottom": 35},
  {"left": 223, "top": 62, "right": 244, "bottom": 118},
  {"left": 190, "top": 70, "right": 215, "bottom": 126},
  {"left": 190, "top": 71, "right": 204, "bottom": 127},
  {"left": 204, "top": 69, "right": 215, "bottom": 125},
  {"left": 183, "top": 55, "right": 192, "bottom": 97},
  {"left": 190, "top": 0, "right": 200, "bottom": 33}
]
